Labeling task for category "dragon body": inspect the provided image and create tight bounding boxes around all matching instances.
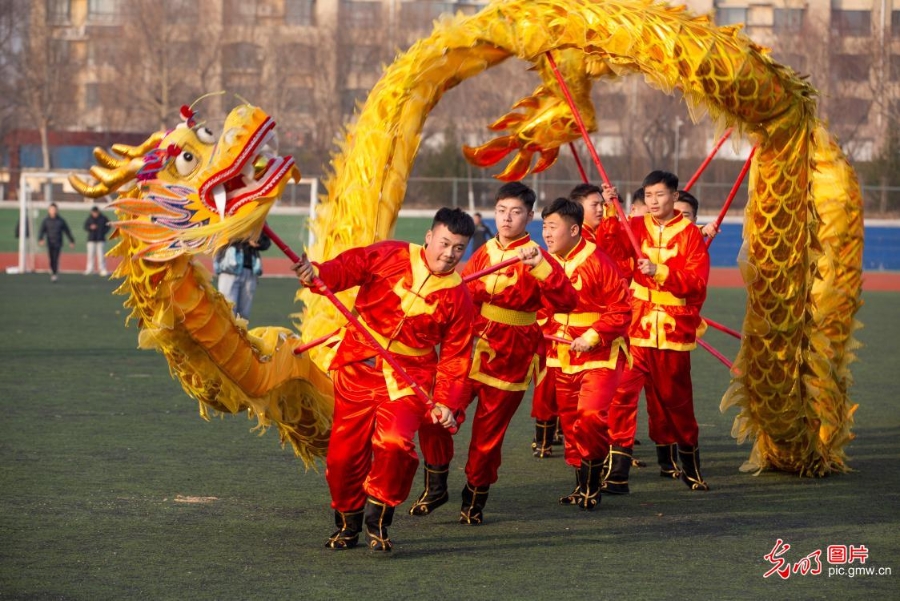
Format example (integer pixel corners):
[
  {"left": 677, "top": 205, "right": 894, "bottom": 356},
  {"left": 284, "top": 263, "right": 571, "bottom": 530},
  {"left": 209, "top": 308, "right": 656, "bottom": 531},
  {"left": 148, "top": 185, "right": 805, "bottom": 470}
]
[{"left": 74, "top": 0, "right": 861, "bottom": 477}]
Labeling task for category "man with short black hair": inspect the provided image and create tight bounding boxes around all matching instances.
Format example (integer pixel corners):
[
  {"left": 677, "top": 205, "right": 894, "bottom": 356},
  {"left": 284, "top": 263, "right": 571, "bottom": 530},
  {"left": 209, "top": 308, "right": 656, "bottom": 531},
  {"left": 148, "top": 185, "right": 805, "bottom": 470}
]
[
  {"left": 536, "top": 197, "right": 631, "bottom": 510},
  {"left": 292, "top": 207, "right": 476, "bottom": 552},
  {"left": 602, "top": 171, "right": 711, "bottom": 493},
  {"left": 414, "top": 182, "right": 578, "bottom": 525}
]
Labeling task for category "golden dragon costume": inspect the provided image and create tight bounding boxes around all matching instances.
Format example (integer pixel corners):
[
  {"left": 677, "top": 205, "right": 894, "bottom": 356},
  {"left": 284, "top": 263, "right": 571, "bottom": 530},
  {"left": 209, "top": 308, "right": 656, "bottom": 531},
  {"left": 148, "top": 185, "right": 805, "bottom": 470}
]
[{"left": 73, "top": 0, "right": 862, "bottom": 478}]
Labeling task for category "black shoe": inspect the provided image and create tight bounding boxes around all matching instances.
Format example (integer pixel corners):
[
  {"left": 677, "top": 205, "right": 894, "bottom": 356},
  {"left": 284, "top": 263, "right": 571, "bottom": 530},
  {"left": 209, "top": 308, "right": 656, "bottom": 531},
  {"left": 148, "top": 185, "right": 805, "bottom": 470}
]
[
  {"left": 325, "top": 508, "right": 363, "bottom": 549},
  {"left": 558, "top": 468, "right": 582, "bottom": 505},
  {"left": 459, "top": 482, "right": 489, "bottom": 525},
  {"left": 656, "top": 443, "right": 682, "bottom": 479},
  {"left": 578, "top": 458, "right": 603, "bottom": 510},
  {"left": 600, "top": 446, "right": 633, "bottom": 495},
  {"left": 531, "top": 419, "right": 555, "bottom": 458},
  {"left": 363, "top": 497, "right": 395, "bottom": 551},
  {"left": 409, "top": 463, "right": 450, "bottom": 516},
  {"left": 551, "top": 416, "right": 564, "bottom": 445},
  {"left": 678, "top": 445, "right": 709, "bottom": 491}
]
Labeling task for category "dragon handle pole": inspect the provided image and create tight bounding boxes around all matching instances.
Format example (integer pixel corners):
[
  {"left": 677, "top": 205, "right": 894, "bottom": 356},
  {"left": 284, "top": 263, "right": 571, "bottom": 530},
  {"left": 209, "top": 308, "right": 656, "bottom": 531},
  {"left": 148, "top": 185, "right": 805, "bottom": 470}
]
[
  {"left": 706, "top": 146, "right": 756, "bottom": 248},
  {"left": 682, "top": 129, "right": 733, "bottom": 192},
  {"left": 544, "top": 51, "right": 643, "bottom": 258}
]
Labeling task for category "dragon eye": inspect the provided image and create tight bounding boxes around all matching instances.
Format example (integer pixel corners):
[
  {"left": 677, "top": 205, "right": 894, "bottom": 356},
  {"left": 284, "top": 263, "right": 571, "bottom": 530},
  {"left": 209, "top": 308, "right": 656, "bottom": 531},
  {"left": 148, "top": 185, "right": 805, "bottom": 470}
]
[
  {"left": 175, "top": 151, "right": 197, "bottom": 176},
  {"left": 196, "top": 127, "right": 216, "bottom": 144}
]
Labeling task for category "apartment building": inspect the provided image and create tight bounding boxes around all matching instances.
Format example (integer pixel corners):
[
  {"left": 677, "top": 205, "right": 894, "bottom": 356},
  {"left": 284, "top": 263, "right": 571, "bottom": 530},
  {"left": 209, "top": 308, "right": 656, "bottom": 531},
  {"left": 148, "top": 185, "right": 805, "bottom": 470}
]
[{"left": 13, "top": 0, "right": 898, "bottom": 167}]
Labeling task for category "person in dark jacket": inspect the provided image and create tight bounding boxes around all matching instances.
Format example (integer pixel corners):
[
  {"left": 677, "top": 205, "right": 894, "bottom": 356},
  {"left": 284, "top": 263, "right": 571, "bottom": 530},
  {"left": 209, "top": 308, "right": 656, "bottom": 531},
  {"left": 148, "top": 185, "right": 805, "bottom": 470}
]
[
  {"left": 214, "top": 231, "right": 271, "bottom": 318},
  {"left": 38, "top": 203, "right": 75, "bottom": 282},
  {"left": 470, "top": 212, "right": 493, "bottom": 252},
  {"left": 83, "top": 206, "right": 111, "bottom": 276}
]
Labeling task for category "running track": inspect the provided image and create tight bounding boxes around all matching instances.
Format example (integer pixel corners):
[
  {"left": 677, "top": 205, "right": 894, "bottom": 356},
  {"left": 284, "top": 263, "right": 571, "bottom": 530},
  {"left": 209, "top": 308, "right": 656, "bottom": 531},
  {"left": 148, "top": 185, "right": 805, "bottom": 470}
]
[{"left": 4, "top": 252, "right": 899, "bottom": 291}]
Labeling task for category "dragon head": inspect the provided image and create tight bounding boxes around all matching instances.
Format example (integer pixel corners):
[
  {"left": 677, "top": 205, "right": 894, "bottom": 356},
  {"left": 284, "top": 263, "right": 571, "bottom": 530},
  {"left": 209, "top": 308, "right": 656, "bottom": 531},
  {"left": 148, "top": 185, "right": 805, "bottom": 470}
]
[{"left": 69, "top": 103, "right": 299, "bottom": 260}]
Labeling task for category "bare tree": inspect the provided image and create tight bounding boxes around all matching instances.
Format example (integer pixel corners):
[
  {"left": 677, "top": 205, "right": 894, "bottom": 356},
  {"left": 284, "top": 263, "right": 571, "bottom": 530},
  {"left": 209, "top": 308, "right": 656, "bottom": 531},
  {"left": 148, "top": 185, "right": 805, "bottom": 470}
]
[
  {"left": 8, "top": 1, "right": 78, "bottom": 169},
  {"left": 107, "top": 0, "right": 223, "bottom": 131}
]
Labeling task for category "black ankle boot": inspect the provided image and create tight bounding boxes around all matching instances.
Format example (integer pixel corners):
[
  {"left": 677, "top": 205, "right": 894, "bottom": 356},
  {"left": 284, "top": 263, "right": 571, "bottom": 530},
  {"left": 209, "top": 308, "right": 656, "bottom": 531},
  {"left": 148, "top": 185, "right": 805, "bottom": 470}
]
[
  {"left": 558, "top": 467, "right": 582, "bottom": 505},
  {"left": 578, "top": 458, "right": 603, "bottom": 510},
  {"left": 600, "top": 446, "right": 632, "bottom": 495},
  {"left": 363, "top": 497, "right": 395, "bottom": 551},
  {"left": 678, "top": 445, "right": 709, "bottom": 491},
  {"left": 551, "top": 416, "right": 564, "bottom": 445},
  {"left": 325, "top": 507, "right": 364, "bottom": 549},
  {"left": 656, "top": 443, "right": 682, "bottom": 479},
  {"left": 459, "top": 482, "right": 490, "bottom": 525},
  {"left": 409, "top": 463, "right": 450, "bottom": 516},
  {"left": 531, "top": 420, "right": 555, "bottom": 458}
]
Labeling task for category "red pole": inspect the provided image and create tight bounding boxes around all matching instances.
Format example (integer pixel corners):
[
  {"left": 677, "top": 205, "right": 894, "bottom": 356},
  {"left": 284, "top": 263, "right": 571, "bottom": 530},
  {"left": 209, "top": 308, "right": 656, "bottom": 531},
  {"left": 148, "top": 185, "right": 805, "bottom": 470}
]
[
  {"left": 544, "top": 51, "right": 644, "bottom": 259},
  {"left": 461, "top": 256, "right": 521, "bottom": 283},
  {"left": 569, "top": 142, "right": 589, "bottom": 183},
  {"left": 545, "top": 334, "right": 572, "bottom": 345},
  {"left": 703, "top": 316, "right": 742, "bottom": 340},
  {"left": 706, "top": 146, "right": 756, "bottom": 248},
  {"left": 697, "top": 338, "right": 733, "bottom": 369},
  {"left": 682, "top": 129, "right": 733, "bottom": 192},
  {"left": 263, "top": 224, "right": 457, "bottom": 432},
  {"left": 292, "top": 329, "right": 340, "bottom": 355}
]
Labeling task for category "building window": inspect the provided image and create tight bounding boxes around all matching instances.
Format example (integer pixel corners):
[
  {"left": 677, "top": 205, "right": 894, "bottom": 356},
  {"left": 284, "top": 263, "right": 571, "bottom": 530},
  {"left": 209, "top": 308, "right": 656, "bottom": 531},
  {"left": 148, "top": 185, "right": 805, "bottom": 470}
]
[
  {"left": 341, "top": 88, "right": 368, "bottom": 115},
  {"left": 717, "top": 7, "right": 747, "bottom": 26},
  {"left": 833, "top": 54, "right": 870, "bottom": 82},
  {"left": 165, "top": 0, "right": 199, "bottom": 24},
  {"left": 775, "top": 52, "right": 806, "bottom": 73},
  {"left": 285, "top": 0, "right": 315, "bottom": 26},
  {"left": 223, "top": 43, "right": 262, "bottom": 73},
  {"left": 49, "top": 39, "right": 69, "bottom": 63},
  {"left": 773, "top": 8, "right": 803, "bottom": 33},
  {"left": 893, "top": 11, "right": 900, "bottom": 36},
  {"left": 88, "top": 0, "right": 125, "bottom": 23},
  {"left": 890, "top": 57, "right": 900, "bottom": 82},
  {"left": 280, "top": 44, "right": 315, "bottom": 73},
  {"left": 284, "top": 87, "right": 314, "bottom": 114},
  {"left": 225, "top": 0, "right": 258, "bottom": 26},
  {"left": 87, "top": 38, "right": 119, "bottom": 66},
  {"left": 831, "top": 10, "right": 871, "bottom": 37},
  {"left": 829, "top": 98, "right": 871, "bottom": 126},
  {"left": 46, "top": 0, "right": 71, "bottom": 25},
  {"left": 347, "top": 44, "right": 381, "bottom": 71},
  {"left": 340, "top": 0, "right": 382, "bottom": 29}
]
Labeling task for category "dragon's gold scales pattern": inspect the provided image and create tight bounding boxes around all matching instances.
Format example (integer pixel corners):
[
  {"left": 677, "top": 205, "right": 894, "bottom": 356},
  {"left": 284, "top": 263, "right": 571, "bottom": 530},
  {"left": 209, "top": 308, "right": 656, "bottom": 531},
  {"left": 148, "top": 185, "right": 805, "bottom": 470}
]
[
  {"left": 70, "top": 104, "right": 333, "bottom": 467},
  {"left": 303, "top": 0, "right": 862, "bottom": 476}
]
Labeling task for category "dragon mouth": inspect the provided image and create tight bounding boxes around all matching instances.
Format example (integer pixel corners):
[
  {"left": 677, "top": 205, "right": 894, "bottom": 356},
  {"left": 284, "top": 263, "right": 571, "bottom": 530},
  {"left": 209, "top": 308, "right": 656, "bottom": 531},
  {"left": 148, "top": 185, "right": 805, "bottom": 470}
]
[{"left": 200, "top": 120, "right": 297, "bottom": 219}]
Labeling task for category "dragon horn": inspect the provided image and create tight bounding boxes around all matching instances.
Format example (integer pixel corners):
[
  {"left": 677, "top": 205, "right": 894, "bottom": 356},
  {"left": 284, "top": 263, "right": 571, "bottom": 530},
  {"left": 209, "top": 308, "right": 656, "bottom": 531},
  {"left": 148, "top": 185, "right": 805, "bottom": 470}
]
[
  {"left": 69, "top": 159, "right": 144, "bottom": 198},
  {"left": 111, "top": 131, "right": 166, "bottom": 159},
  {"left": 93, "top": 146, "right": 129, "bottom": 169}
]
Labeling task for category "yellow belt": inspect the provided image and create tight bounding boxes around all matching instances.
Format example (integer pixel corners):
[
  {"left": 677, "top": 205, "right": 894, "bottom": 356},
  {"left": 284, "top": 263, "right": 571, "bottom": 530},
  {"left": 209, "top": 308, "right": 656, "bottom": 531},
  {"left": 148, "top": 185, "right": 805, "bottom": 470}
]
[
  {"left": 552, "top": 312, "right": 602, "bottom": 327},
  {"left": 630, "top": 282, "right": 686, "bottom": 306},
  {"left": 358, "top": 318, "right": 433, "bottom": 357},
  {"left": 480, "top": 303, "right": 537, "bottom": 326}
]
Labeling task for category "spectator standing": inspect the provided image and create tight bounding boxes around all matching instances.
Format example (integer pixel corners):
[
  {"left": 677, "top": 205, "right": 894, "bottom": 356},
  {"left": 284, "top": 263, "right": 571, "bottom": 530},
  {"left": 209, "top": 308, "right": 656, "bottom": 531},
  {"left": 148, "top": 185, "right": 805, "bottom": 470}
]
[
  {"left": 83, "top": 206, "right": 111, "bottom": 276},
  {"left": 38, "top": 203, "right": 75, "bottom": 282},
  {"left": 214, "top": 232, "right": 271, "bottom": 318},
  {"left": 470, "top": 212, "right": 494, "bottom": 252}
]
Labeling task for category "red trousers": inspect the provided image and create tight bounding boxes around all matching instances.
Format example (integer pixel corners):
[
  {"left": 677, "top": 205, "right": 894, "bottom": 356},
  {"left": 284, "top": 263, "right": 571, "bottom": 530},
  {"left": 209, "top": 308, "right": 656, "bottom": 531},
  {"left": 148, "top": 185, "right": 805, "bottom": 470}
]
[
  {"left": 538, "top": 358, "right": 624, "bottom": 466},
  {"left": 607, "top": 346, "right": 698, "bottom": 448},
  {"left": 327, "top": 360, "right": 430, "bottom": 512},
  {"left": 531, "top": 368, "right": 557, "bottom": 421},
  {"left": 419, "top": 378, "right": 526, "bottom": 488}
]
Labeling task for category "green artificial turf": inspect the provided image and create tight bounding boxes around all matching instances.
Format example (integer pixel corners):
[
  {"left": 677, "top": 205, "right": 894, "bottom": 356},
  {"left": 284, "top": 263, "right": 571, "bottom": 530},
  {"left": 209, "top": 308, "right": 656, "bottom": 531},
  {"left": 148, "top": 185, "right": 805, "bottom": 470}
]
[{"left": 0, "top": 275, "right": 897, "bottom": 600}]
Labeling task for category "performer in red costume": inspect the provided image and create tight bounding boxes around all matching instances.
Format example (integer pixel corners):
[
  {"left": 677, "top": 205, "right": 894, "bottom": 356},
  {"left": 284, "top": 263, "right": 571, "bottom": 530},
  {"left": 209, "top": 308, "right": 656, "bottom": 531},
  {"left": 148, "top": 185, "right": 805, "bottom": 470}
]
[
  {"left": 293, "top": 208, "right": 476, "bottom": 552},
  {"left": 570, "top": 183, "right": 633, "bottom": 279},
  {"left": 535, "top": 198, "right": 631, "bottom": 509},
  {"left": 412, "top": 182, "right": 577, "bottom": 525},
  {"left": 600, "top": 171, "right": 711, "bottom": 493}
]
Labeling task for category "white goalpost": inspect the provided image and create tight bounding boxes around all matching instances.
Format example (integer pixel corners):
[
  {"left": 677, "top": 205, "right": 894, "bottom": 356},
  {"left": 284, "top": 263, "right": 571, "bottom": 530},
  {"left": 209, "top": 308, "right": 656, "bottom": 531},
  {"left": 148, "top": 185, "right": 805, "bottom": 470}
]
[{"left": 6, "top": 172, "right": 320, "bottom": 275}]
